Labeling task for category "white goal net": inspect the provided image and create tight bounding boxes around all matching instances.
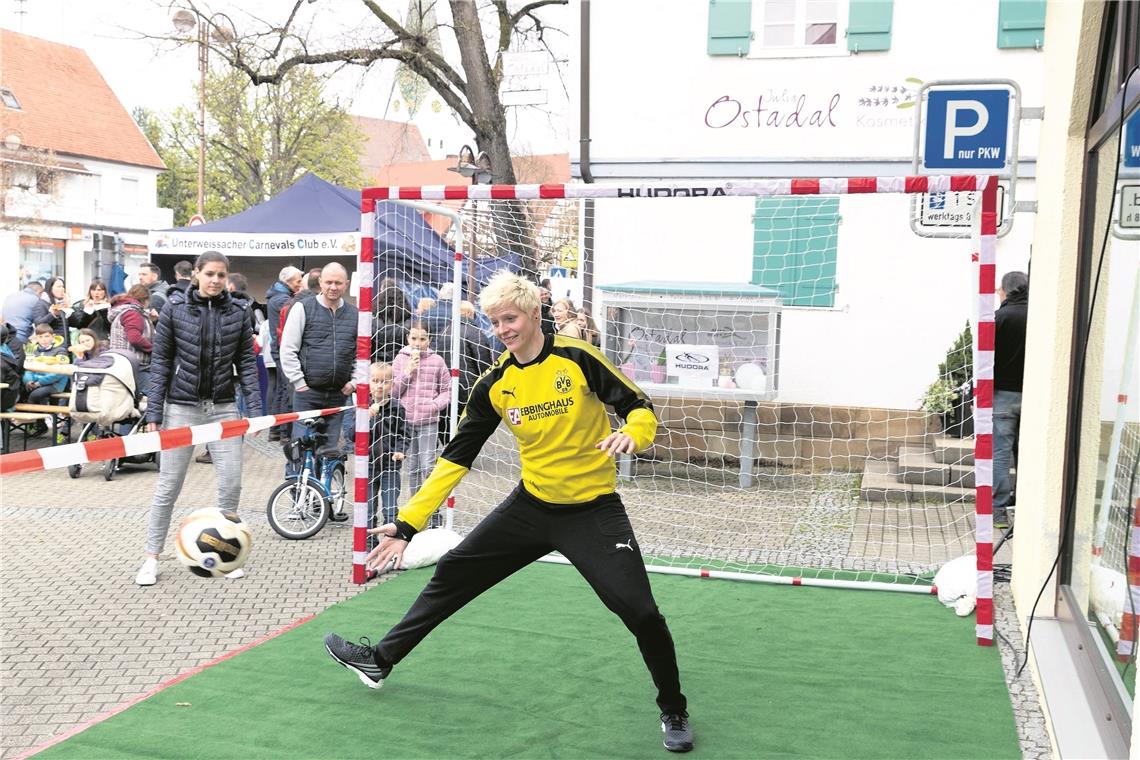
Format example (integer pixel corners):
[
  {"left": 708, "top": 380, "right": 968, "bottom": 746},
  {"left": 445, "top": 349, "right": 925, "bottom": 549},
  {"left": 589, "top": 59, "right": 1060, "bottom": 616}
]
[{"left": 355, "top": 178, "right": 996, "bottom": 610}]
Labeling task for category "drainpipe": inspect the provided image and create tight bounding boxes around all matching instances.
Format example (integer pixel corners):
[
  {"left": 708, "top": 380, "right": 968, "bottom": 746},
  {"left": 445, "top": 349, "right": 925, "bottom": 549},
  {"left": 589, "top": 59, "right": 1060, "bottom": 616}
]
[{"left": 580, "top": 0, "right": 595, "bottom": 311}]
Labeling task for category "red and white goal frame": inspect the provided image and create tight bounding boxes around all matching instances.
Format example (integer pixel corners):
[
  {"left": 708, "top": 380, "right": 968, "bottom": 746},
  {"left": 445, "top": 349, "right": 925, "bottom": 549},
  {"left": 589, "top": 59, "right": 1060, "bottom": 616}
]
[{"left": 354, "top": 175, "right": 1000, "bottom": 647}]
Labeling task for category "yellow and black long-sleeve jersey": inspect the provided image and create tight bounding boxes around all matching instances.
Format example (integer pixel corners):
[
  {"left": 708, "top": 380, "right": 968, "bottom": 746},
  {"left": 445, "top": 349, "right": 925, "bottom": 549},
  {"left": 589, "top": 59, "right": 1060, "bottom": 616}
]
[{"left": 394, "top": 333, "right": 658, "bottom": 533}]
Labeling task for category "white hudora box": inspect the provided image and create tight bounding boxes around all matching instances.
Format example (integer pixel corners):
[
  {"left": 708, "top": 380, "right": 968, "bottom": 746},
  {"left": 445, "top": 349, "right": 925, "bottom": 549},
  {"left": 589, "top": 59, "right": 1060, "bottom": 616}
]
[{"left": 597, "top": 280, "right": 781, "bottom": 399}]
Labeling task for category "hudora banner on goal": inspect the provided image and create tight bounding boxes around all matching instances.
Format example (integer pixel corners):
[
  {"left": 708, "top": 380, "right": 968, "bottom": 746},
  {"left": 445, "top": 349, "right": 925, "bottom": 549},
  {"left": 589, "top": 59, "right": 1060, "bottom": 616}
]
[{"left": 353, "top": 177, "right": 1000, "bottom": 646}]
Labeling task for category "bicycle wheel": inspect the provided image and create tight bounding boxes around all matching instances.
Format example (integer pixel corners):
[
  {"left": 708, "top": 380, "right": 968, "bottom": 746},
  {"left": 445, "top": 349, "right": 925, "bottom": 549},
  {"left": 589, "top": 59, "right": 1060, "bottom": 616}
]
[
  {"left": 266, "top": 478, "right": 330, "bottom": 539},
  {"left": 326, "top": 464, "right": 349, "bottom": 522}
]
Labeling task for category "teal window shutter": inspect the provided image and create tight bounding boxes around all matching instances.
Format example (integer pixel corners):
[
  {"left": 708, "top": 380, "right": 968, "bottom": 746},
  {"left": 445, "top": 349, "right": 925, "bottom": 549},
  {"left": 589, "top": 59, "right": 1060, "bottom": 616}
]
[
  {"left": 708, "top": 0, "right": 753, "bottom": 56},
  {"left": 752, "top": 198, "right": 839, "bottom": 308},
  {"left": 847, "top": 0, "right": 893, "bottom": 52},
  {"left": 997, "top": 0, "right": 1046, "bottom": 49}
]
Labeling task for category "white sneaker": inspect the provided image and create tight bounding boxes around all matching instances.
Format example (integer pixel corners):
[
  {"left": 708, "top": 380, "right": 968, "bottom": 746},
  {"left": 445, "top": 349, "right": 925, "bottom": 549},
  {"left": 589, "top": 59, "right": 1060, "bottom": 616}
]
[
  {"left": 135, "top": 557, "right": 158, "bottom": 586},
  {"left": 224, "top": 568, "right": 245, "bottom": 580}
]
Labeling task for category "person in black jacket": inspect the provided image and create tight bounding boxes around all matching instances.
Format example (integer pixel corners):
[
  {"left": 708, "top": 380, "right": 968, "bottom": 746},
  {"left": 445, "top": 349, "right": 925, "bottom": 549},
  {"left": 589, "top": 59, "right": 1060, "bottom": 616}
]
[
  {"left": 134, "top": 251, "right": 261, "bottom": 586},
  {"left": 993, "top": 270, "right": 1028, "bottom": 530},
  {"left": 264, "top": 266, "right": 304, "bottom": 441},
  {"left": 368, "top": 361, "right": 409, "bottom": 549},
  {"left": 279, "top": 263, "right": 361, "bottom": 455}
]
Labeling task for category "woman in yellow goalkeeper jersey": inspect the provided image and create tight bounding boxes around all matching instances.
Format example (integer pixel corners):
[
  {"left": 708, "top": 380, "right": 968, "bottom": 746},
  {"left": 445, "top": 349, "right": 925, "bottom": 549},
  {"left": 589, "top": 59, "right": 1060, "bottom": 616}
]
[{"left": 324, "top": 272, "right": 694, "bottom": 753}]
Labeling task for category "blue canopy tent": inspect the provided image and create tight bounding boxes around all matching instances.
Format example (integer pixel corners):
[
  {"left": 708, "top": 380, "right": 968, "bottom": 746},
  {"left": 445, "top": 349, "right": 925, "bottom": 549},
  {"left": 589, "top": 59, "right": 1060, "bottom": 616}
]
[{"left": 158, "top": 172, "right": 518, "bottom": 297}]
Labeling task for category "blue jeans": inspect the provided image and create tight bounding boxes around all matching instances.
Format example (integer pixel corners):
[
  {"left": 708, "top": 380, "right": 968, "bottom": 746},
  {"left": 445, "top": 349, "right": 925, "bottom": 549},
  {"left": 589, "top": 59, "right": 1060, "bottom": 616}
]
[
  {"left": 289, "top": 387, "right": 349, "bottom": 475},
  {"left": 371, "top": 469, "right": 401, "bottom": 526},
  {"left": 367, "top": 468, "right": 401, "bottom": 553},
  {"left": 993, "top": 389, "right": 1022, "bottom": 517}
]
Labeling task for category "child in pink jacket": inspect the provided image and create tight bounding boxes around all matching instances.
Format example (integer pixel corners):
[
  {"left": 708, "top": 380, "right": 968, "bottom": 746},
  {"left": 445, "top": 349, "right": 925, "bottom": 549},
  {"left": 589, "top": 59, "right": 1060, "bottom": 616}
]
[{"left": 391, "top": 320, "right": 451, "bottom": 526}]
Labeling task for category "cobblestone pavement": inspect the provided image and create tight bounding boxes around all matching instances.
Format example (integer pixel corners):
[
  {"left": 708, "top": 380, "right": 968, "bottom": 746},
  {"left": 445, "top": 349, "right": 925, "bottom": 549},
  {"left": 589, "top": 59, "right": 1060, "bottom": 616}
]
[
  {"left": 2, "top": 432, "right": 1050, "bottom": 758},
  {"left": 995, "top": 578, "right": 1055, "bottom": 758},
  {"left": 0, "top": 438, "right": 377, "bottom": 759}
]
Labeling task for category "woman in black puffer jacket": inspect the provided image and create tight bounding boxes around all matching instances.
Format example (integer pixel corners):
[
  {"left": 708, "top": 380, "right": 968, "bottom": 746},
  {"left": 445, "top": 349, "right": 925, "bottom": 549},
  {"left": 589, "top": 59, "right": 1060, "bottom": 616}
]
[{"left": 134, "top": 250, "right": 261, "bottom": 587}]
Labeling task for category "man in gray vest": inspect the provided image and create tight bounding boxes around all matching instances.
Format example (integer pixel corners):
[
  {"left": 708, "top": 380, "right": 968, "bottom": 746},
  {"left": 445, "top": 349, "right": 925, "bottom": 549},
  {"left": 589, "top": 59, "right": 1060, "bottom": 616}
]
[{"left": 279, "top": 262, "right": 361, "bottom": 453}]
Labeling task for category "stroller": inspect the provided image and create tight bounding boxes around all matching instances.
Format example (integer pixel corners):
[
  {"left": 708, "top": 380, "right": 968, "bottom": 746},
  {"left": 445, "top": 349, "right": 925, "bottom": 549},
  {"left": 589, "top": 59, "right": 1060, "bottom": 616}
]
[{"left": 66, "top": 349, "right": 159, "bottom": 481}]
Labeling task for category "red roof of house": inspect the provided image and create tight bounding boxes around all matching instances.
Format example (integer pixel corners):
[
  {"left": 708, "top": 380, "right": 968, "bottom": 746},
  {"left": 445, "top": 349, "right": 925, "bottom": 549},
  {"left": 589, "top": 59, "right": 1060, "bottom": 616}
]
[
  {"left": 352, "top": 116, "right": 431, "bottom": 176},
  {"left": 0, "top": 29, "right": 164, "bottom": 169},
  {"left": 374, "top": 153, "right": 570, "bottom": 235}
]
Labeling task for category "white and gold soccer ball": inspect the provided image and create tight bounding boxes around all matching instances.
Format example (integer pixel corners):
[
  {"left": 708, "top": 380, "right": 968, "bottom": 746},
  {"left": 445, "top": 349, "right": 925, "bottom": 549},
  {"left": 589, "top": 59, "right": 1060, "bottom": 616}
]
[{"left": 174, "top": 508, "right": 253, "bottom": 578}]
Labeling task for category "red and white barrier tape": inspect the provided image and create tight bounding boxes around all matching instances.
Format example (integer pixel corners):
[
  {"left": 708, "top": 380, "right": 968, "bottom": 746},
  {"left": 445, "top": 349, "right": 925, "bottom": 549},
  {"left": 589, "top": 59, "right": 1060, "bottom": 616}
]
[{"left": 0, "top": 405, "right": 352, "bottom": 476}]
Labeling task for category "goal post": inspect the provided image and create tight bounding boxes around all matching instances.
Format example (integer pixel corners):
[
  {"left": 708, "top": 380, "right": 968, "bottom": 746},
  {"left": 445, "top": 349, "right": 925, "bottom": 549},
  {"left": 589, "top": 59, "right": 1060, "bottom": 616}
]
[{"left": 355, "top": 175, "right": 999, "bottom": 647}]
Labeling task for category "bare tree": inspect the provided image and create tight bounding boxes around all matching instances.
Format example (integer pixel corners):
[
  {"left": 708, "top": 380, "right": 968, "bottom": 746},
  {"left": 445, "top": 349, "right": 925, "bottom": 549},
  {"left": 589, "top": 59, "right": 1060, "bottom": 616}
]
[
  {"left": 0, "top": 144, "right": 63, "bottom": 232},
  {"left": 150, "top": 0, "right": 567, "bottom": 278}
]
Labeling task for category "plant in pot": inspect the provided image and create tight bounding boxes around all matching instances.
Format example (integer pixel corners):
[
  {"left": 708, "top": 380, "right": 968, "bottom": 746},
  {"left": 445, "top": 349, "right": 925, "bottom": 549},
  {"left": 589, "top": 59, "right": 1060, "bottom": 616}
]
[{"left": 920, "top": 322, "right": 973, "bottom": 438}]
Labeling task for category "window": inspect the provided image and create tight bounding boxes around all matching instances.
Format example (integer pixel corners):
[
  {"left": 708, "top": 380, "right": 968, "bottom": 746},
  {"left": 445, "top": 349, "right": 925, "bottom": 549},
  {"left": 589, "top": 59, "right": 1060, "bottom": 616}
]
[
  {"left": 752, "top": 0, "right": 848, "bottom": 57},
  {"left": 751, "top": 197, "right": 839, "bottom": 307},
  {"left": 35, "top": 170, "right": 55, "bottom": 195},
  {"left": 19, "top": 236, "right": 65, "bottom": 286},
  {"left": 120, "top": 176, "right": 139, "bottom": 207},
  {"left": 1, "top": 87, "right": 20, "bottom": 110}
]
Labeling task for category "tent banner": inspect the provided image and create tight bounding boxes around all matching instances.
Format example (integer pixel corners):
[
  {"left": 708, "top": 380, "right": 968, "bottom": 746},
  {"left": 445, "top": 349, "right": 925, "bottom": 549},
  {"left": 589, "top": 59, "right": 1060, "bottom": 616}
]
[{"left": 147, "top": 230, "right": 360, "bottom": 258}]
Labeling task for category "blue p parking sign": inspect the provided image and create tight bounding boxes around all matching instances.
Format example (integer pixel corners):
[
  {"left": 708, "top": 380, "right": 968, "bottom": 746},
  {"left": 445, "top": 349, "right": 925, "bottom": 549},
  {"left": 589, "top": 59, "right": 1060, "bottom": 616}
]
[
  {"left": 923, "top": 89, "right": 1011, "bottom": 170},
  {"left": 1124, "top": 110, "right": 1140, "bottom": 169}
]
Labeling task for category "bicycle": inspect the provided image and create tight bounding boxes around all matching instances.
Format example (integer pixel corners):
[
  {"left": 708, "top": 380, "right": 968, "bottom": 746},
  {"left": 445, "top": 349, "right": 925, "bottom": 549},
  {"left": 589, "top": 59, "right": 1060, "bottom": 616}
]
[{"left": 266, "top": 417, "right": 349, "bottom": 539}]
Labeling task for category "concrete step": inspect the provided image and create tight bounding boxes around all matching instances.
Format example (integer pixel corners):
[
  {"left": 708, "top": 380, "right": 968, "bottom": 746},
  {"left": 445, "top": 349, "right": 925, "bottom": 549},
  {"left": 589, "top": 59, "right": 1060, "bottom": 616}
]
[
  {"left": 947, "top": 464, "right": 975, "bottom": 490},
  {"left": 898, "top": 446, "right": 947, "bottom": 485},
  {"left": 932, "top": 435, "right": 975, "bottom": 466},
  {"left": 860, "top": 459, "right": 976, "bottom": 503}
]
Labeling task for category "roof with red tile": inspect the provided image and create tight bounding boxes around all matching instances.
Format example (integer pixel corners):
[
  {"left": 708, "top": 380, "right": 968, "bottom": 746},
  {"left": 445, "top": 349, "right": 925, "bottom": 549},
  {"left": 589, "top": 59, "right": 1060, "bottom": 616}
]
[
  {"left": 371, "top": 152, "right": 570, "bottom": 188},
  {"left": 0, "top": 29, "right": 165, "bottom": 169},
  {"left": 374, "top": 153, "right": 570, "bottom": 235},
  {"left": 352, "top": 116, "right": 431, "bottom": 176}
]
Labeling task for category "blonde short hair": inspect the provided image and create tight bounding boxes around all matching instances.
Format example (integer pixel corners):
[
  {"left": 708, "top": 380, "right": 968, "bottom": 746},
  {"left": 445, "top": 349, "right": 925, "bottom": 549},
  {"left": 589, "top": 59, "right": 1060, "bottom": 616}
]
[{"left": 478, "top": 271, "right": 539, "bottom": 315}]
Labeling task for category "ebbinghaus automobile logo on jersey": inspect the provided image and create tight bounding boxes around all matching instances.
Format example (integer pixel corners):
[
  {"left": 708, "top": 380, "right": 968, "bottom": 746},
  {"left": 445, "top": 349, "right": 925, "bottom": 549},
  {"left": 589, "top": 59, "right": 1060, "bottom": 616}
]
[{"left": 507, "top": 397, "right": 575, "bottom": 425}]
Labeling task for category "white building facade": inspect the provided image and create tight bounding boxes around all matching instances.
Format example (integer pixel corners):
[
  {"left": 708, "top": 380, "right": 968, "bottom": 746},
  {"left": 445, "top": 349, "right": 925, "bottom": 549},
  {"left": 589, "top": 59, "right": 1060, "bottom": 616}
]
[
  {"left": 1, "top": 29, "right": 172, "bottom": 299},
  {"left": 1, "top": 156, "right": 172, "bottom": 292},
  {"left": 571, "top": 0, "right": 1046, "bottom": 411}
]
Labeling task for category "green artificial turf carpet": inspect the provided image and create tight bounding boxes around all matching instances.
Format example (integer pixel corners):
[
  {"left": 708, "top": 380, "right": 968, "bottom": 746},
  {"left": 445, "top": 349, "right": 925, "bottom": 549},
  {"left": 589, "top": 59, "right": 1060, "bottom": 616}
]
[{"left": 36, "top": 563, "right": 1019, "bottom": 759}]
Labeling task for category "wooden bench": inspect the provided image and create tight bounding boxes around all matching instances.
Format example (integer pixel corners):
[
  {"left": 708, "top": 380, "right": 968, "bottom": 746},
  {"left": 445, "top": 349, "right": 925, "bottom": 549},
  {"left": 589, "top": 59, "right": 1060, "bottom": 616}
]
[
  {"left": 13, "top": 403, "right": 70, "bottom": 448},
  {"left": 0, "top": 411, "right": 53, "bottom": 454}
]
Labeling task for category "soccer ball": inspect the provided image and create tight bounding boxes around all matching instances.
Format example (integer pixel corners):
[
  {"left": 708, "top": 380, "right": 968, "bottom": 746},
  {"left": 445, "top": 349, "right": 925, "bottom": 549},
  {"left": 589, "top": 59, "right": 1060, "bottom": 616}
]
[{"left": 174, "top": 508, "right": 252, "bottom": 578}]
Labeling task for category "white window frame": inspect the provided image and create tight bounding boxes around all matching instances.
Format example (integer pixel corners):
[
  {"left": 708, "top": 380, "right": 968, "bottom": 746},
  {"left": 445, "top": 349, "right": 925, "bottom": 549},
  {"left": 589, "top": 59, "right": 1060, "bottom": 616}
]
[
  {"left": 748, "top": 0, "right": 850, "bottom": 59},
  {"left": 120, "top": 176, "right": 139, "bottom": 208}
]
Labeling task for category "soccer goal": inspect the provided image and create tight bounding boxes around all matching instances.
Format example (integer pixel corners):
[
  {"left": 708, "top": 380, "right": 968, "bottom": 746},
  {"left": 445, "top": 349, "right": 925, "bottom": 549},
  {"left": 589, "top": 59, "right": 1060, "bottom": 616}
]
[{"left": 354, "top": 176, "right": 1000, "bottom": 646}]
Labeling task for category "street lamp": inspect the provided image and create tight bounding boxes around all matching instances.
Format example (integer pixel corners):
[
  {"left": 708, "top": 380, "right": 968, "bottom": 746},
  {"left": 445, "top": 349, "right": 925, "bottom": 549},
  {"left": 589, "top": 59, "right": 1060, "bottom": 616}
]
[
  {"left": 171, "top": 9, "right": 233, "bottom": 219},
  {"left": 448, "top": 145, "right": 494, "bottom": 297},
  {"left": 448, "top": 144, "right": 493, "bottom": 185}
]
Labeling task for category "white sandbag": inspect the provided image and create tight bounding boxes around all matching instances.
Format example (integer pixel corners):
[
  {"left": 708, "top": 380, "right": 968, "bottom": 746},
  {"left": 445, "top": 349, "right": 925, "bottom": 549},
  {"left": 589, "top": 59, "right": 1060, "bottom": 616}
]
[{"left": 399, "top": 528, "right": 463, "bottom": 570}]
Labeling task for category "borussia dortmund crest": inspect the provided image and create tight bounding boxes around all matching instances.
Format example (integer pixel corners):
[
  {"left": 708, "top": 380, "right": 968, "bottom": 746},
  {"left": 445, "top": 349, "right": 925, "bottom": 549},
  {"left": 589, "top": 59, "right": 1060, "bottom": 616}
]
[{"left": 554, "top": 369, "right": 573, "bottom": 395}]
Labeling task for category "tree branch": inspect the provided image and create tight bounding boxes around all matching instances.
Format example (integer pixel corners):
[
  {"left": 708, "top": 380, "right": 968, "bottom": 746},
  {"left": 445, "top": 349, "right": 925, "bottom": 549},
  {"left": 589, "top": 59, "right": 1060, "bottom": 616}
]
[
  {"left": 510, "top": 0, "right": 567, "bottom": 31},
  {"left": 360, "top": 0, "right": 467, "bottom": 94}
]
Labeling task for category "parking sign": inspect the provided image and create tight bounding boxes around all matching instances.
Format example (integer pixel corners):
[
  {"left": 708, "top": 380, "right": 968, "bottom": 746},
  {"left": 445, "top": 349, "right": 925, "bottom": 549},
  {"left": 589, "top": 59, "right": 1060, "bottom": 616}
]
[
  {"left": 923, "top": 88, "right": 1012, "bottom": 170},
  {"left": 1125, "top": 110, "right": 1140, "bottom": 169}
]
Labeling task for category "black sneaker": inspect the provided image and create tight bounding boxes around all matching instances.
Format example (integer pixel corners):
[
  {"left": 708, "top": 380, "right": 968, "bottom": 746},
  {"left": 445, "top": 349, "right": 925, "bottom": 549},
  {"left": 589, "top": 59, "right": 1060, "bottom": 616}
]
[
  {"left": 661, "top": 711, "right": 693, "bottom": 752},
  {"left": 324, "top": 633, "right": 392, "bottom": 689}
]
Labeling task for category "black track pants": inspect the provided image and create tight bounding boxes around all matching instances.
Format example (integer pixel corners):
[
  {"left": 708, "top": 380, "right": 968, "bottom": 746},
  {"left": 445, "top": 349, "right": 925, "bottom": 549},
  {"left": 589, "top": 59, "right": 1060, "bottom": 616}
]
[{"left": 375, "top": 485, "right": 687, "bottom": 713}]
